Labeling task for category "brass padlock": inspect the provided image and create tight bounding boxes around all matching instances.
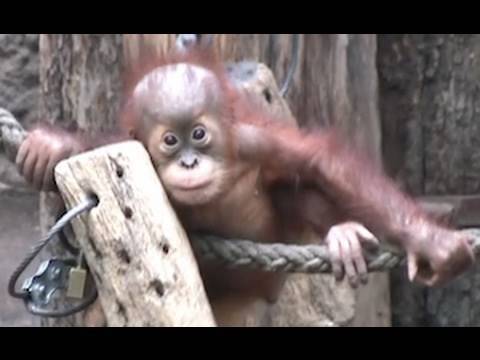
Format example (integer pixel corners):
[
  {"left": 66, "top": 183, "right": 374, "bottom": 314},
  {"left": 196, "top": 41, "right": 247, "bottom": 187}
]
[
  {"left": 66, "top": 268, "right": 87, "bottom": 299},
  {"left": 66, "top": 252, "right": 87, "bottom": 299}
]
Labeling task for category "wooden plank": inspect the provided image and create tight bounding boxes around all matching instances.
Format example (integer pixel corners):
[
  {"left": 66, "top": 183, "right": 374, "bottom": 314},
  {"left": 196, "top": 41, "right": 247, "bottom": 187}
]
[{"left": 54, "top": 141, "right": 216, "bottom": 327}]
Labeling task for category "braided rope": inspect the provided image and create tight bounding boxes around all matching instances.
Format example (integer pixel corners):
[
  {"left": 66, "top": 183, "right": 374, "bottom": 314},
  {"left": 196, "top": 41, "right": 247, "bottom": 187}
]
[
  {"left": 192, "top": 230, "right": 480, "bottom": 273},
  {"left": 0, "top": 108, "right": 26, "bottom": 161},
  {"left": 2, "top": 107, "right": 480, "bottom": 274}
]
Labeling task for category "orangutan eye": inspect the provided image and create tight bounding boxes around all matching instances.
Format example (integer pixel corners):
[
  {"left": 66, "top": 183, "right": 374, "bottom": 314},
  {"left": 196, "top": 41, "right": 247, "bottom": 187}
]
[
  {"left": 192, "top": 126, "right": 207, "bottom": 141},
  {"left": 163, "top": 133, "right": 179, "bottom": 147}
]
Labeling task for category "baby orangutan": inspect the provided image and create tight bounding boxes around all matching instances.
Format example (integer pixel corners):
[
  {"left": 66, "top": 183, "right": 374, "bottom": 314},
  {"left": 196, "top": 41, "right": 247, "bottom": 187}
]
[{"left": 16, "top": 45, "right": 474, "bottom": 326}]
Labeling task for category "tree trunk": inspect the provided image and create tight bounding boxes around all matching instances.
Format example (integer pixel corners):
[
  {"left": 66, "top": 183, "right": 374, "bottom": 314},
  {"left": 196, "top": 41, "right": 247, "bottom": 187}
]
[
  {"left": 39, "top": 34, "right": 123, "bottom": 327},
  {"left": 38, "top": 34, "right": 389, "bottom": 327},
  {"left": 378, "top": 34, "right": 480, "bottom": 326}
]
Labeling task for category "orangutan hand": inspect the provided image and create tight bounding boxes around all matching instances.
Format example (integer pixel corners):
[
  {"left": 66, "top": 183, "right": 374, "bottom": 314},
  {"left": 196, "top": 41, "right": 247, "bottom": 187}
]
[
  {"left": 16, "top": 126, "right": 84, "bottom": 192},
  {"left": 406, "top": 226, "right": 474, "bottom": 286},
  {"left": 325, "top": 221, "right": 379, "bottom": 288}
]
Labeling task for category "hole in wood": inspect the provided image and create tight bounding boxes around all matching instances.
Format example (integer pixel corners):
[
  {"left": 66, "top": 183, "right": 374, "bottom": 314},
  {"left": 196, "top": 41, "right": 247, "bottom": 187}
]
[
  {"left": 124, "top": 207, "right": 133, "bottom": 219},
  {"left": 117, "top": 248, "right": 131, "bottom": 264},
  {"left": 263, "top": 88, "right": 272, "bottom": 104},
  {"left": 87, "top": 192, "right": 100, "bottom": 207},
  {"left": 116, "top": 166, "right": 124, "bottom": 178},
  {"left": 161, "top": 243, "right": 170, "bottom": 255},
  {"left": 150, "top": 279, "right": 165, "bottom": 297}
]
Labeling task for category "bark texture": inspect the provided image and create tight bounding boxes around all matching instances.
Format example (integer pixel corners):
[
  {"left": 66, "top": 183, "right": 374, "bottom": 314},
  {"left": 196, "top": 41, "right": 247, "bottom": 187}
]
[
  {"left": 39, "top": 34, "right": 124, "bottom": 327},
  {"left": 378, "top": 34, "right": 480, "bottom": 326}
]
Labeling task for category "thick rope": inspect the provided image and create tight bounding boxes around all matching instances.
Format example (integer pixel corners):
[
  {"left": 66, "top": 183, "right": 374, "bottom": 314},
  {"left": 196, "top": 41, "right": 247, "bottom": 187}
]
[
  {"left": 2, "top": 107, "right": 480, "bottom": 274},
  {"left": 0, "top": 108, "right": 26, "bottom": 162},
  {"left": 192, "top": 230, "right": 480, "bottom": 273}
]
